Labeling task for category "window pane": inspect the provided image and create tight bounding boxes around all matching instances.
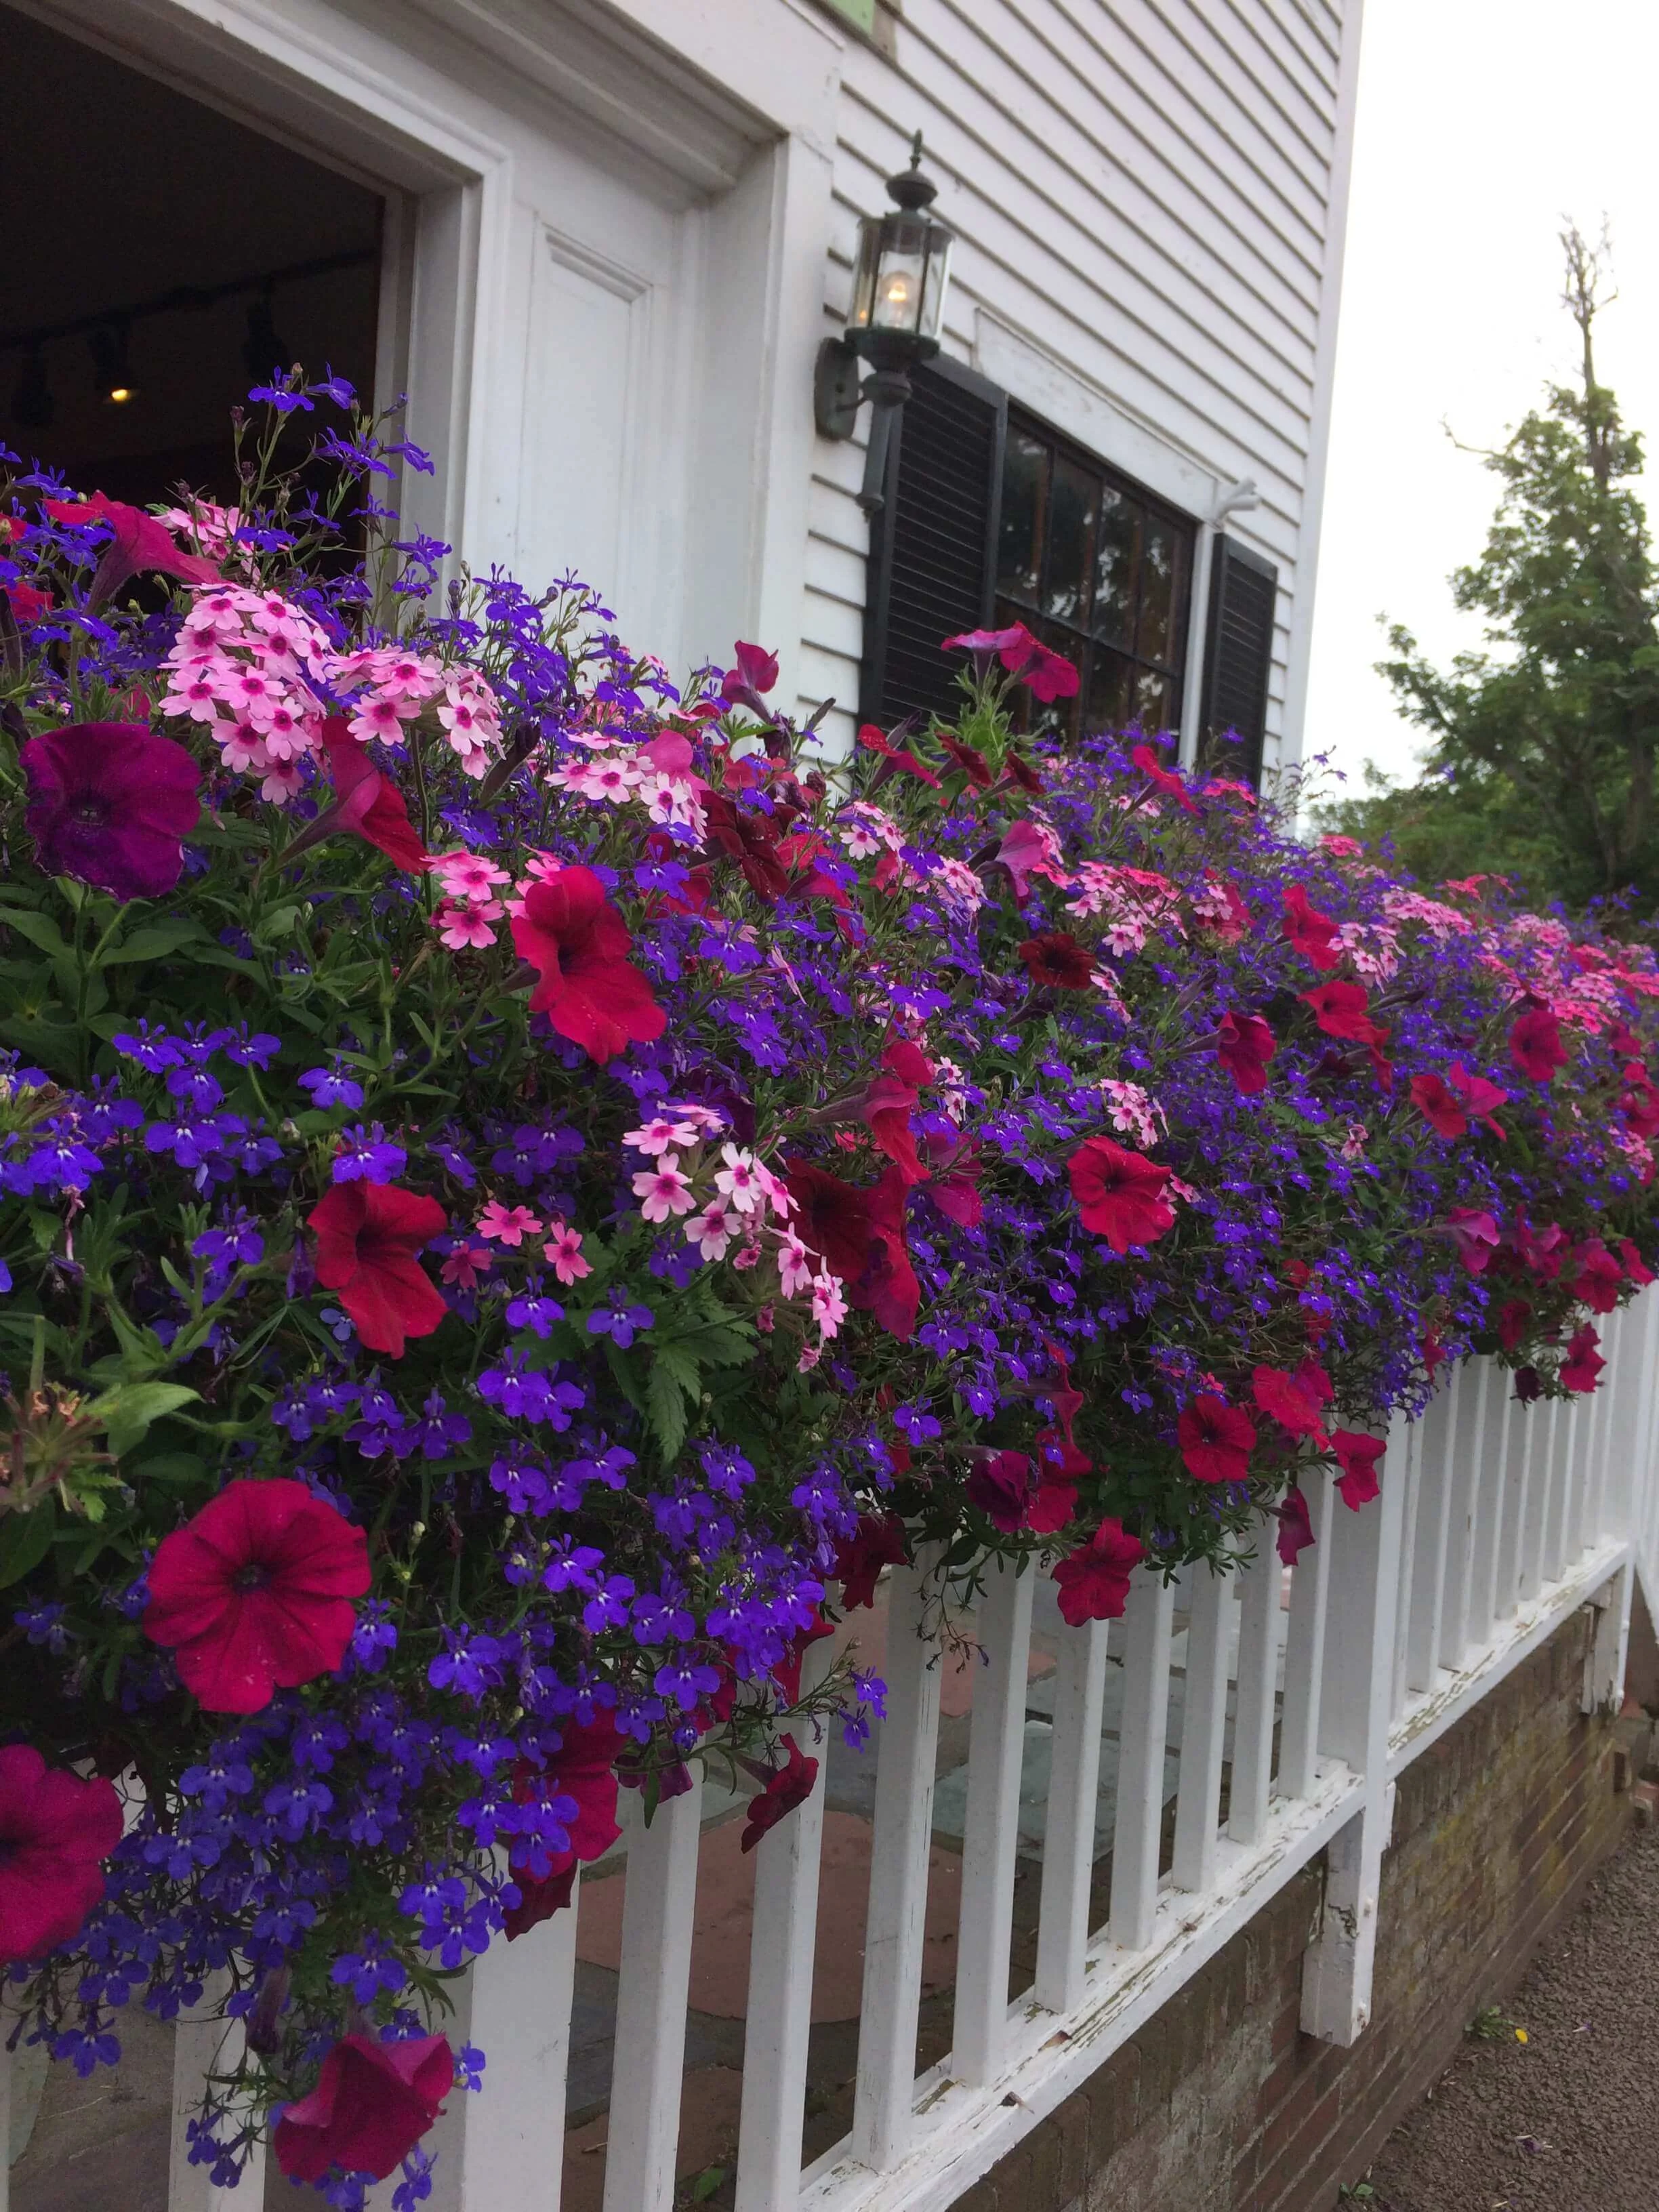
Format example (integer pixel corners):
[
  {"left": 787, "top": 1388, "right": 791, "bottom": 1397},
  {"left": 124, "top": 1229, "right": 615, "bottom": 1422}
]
[
  {"left": 1085, "top": 647, "right": 1133, "bottom": 736},
  {"left": 1092, "top": 487, "right": 1139, "bottom": 649},
  {"left": 1132, "top": 667, "right": 1176, "bottom": 735},
  {"left": 1137, "top": 514, "right": 1183, "bottom": 668},
  {"left": 1044, "top": 457, "right": 1097, "bottom": 626},
  {"left": 998, "top": 430, "right": 1048, "bottom": 607},
  {"left": 1031, "top": 619, "right": 1082, "bottom": 743}
]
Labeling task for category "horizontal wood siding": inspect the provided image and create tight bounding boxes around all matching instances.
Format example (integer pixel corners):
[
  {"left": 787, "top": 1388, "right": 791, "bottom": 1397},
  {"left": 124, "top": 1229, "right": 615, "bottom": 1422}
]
[{"left": 801, "top": 0, "right": 1355, "bottom": 771}]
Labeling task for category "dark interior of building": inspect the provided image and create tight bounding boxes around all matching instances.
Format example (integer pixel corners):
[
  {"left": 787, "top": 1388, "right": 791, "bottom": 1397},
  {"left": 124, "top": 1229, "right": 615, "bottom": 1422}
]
[{"left": 1, "top": 4, "right": 384, "bottom": 509}]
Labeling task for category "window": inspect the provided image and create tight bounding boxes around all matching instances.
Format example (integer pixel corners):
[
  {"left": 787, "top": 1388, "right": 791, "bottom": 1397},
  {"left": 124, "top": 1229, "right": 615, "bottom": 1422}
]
[
  {"left": 862, "top": 363, "right": 1278, "bottom": 781},
  {"left": 994, "top": 413, "right": 1192, "bottom": 743}
]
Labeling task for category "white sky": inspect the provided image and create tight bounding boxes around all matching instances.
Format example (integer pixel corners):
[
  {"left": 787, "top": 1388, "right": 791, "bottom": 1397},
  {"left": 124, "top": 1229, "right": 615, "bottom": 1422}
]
[{"left": 1303, "top": 0, "right": 1659, "bottom": 808}]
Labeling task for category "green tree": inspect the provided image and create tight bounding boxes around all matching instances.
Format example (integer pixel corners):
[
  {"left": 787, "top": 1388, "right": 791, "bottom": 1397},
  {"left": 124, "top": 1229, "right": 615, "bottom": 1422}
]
[{"left": 1318, "top": 228, "right": 1659, "bottom": 909}]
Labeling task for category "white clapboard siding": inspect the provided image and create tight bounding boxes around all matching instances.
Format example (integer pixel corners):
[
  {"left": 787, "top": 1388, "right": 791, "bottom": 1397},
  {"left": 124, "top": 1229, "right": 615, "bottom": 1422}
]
[{"left": 808, "top": 0, "right": 1363, "bottom": 769}]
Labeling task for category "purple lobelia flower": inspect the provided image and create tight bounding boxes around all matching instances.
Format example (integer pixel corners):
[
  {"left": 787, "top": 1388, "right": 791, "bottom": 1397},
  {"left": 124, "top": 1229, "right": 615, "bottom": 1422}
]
[{"left": 20, "top": 722, "right": 201, "bottom": 900}]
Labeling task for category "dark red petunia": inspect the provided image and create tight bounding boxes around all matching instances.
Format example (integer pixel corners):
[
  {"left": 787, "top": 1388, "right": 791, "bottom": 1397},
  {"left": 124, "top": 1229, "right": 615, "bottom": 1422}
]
[
  {"left": 719, "top": 640, "right": 780, "bottom": 718},
  {"left": 511, "top": 866, "right": 666, "bottom": 1064},
  {"left": 965, "top": 1450, "right": 1034, "bottom": 1533},
  {"left": 43, "top": 490, "right": 221, "bottom": 609},
  {"left": 1216, "top": 1010, "right": 1275, "bottom": 1095},
  {"left": 702, "top": 791, "right": 791, "bottom": 903},
  {"left": 1410, "top": 1072, "right": 1466, "bottom": 1139},
  {"left": 773, "top": 1613, "right": 837, "bottom": 1705},
  {"left": 1179, "top": 1394, "right": 1258, "bottom": 1484},
  {"left": 1018, "top": 930, "right": 1094, "bottom": 991},
  {"left": 1251, "top": 1365, "right": 1328, "bottom": 1442},
  {"left": 1332, "top": 1429, "right": 1385, "bottom": 1510},
  {"left": 0, "top": 1746, "right": 123, "bottom": 1967},
  {"left": 1619, "top": 1063, "right": 1659, "bottom": 1140},
  {"left": 1067, "top": 1136, "right": 1174, "bottom": 1255},
  {"left": 274, "top": 2032, "right": 453, "bottom": 2184},
  {"left": 1280, "top": 883, "right": 1342, "bottom": 972},
  {"left": 1568, "top": 1239, "right": 1624, "bottom": 1314},
  {"left": 740, "top": 1735, "right": 819, "bottom": 1852},
  {"left": 920, "top": 1129, "right": 983, "bottom": 1227},
  {"left": 504, "top": 1706, "right": 625, "bottom": 1938},
  {"left": 1299, "top": 981, "right": 1378, "bottom": 1042},
  {"left": 320, "top": 719, "right": 426, "bottom": 872},
  {"left": 786, "top": 1162, "right": 920, "bottom": 1338},
  {"left": 1130, "top": 741, "right": 1197, "bottom": 814},
  {"left": 834, "top": 1511, "right": 909, "bottom": 1609},
  {"left": 142, "top": 1479, "right": 370, "bottom": 1714},
  {"left": 1446, "top": 1208, "right": 1500, "bottom": 1275},
  {"left": 857, "top": 720, "right": 942, "bottom": 789},
  {"left": 1495, "top": 1298, "right": 1532, "bottom": 1351},
  {"left": 937, "top": 733, "right": 994, "bottom": 787},
  {"left": 1052, "top": 1517, "right": 1144, "bottom": 1626},
  {"left": 1448, "top": 1061, "right": 1509, "bottom": 1139},
  {"left": 1509, "top": 1005, "right": 1567, "bottom": 1082},
  {"left": 309, "top": 1181, "right": 448, "bottom": 1358},
  {"left": 1513, "top": 1366, "right": 1542, "bottom": 1404},
  {"left": 21, "top": 720, "right": 201, "bottom": 901},
  {"left": 1562, "top": 1324, "right": 1605, "bottom": 1394},
  {"left": 1275, "top": 1486, "right": 1316, "bottom": 1567}
]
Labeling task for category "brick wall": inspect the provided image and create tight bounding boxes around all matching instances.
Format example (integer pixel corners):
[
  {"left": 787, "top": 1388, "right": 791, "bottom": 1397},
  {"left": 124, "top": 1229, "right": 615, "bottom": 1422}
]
[{"left": 958, "top": 1605, "right": 1641, "bottom": 2212}]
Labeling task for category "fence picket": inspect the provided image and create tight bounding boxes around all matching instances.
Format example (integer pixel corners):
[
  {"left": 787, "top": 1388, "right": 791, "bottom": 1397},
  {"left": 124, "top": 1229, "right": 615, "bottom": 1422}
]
[
  {"left": 602, "top": 1773, "right": 705, "bottom": 2212},
  {"left": 167, "top": 1974, "right": 265, "bottom": 2212},
  {"left": 1406, "top": 1381, "right": 1455, "bottom": 1694},
  {"left": 1497, "top": 1391, "right": 1532, "bottom": 1616},
  {"left": 1227, "top": 1528, "right": 1279, "bottom": 1848},
  {"left": 1172, "top": 1550, "right": 1235, "bottom": 1891},
  {"left": 1279, "top": 1470, "right": 1336, "bottom": 1802},
  {"left": 1439, "top": 1362, "right": 1481, "bottom": 1668},
  {"left": 953, "top": 1558, "right": 1036, "bottom": 2085},
  {"left": 853, "top": 1560, "right": 942, "bottom": 2172},
  {"left": 736, "top": 1639, "right": 834, "bottom": 2212},
  {"left": 1519, "top": 1401, "right": 1552, "bottom": 1602},
  {"left": 1391, "top": 1414, "right": 1425, "bottom": 1718},
  {"left": 1108, "top": 1568, "right": 1175, "bottom": 1952},
  {"left": 1033, "top": 1617, "right": 1110, "bottom": 2013},
  {"left": 1467, "top": 1362, "right": 1506, "bottom": 1649}
]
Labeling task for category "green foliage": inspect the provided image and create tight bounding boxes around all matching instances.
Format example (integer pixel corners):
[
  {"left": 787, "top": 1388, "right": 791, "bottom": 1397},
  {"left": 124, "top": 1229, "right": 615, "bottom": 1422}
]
[{"left": 1315, "top": 229, "right": 1659, "bottom": 912}]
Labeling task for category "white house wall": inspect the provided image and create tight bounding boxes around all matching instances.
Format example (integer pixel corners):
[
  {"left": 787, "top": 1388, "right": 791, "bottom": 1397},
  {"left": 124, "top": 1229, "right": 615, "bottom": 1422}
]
[{"left": 806, "top": 0, "right": 1363, "bottom": 773}]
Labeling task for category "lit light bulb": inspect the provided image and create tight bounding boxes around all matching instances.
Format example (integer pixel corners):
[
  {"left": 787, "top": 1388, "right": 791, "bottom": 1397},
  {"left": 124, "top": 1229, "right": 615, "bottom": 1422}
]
[
  {"left": 882, "top": 274, "right": 913, "bottom": 310},
  {"left": 107, "top": 386, "right": 134, "bottom": 405}
]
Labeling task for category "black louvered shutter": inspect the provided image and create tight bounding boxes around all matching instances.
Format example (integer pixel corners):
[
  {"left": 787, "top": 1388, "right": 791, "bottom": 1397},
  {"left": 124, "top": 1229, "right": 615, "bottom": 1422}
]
[
  {"left": 1199, "top": 535, "right": 1278, "bottom": 786},
  {"left": 862, "top": 359, "right": 1006, "bottom": 728}
]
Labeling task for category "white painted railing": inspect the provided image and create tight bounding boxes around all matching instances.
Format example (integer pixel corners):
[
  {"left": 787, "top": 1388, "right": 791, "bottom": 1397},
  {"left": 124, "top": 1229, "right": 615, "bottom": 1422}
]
[{"left": 5, "top": 1296, "right": 1656, "bottom": 2212}]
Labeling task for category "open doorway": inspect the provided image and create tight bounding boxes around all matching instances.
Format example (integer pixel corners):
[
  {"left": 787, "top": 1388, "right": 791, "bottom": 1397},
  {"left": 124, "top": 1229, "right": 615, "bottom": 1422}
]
[{"left": 1, "top": 4, "right": 383, "bottom": 508}]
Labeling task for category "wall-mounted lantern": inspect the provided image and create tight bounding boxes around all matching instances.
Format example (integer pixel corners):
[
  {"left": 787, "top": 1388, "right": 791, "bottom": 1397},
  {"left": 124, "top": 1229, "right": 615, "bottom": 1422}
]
[{"left": 813, "top": 132, "right": 955, "bottom": 517}]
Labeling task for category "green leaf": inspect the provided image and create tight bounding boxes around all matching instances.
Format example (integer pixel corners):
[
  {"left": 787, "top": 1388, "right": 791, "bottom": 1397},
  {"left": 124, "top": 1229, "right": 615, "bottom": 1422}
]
[
  {"left": 131, "top": 1452, "right": 207, "bottom": 1488},
  {"left": 0, "top": 907, "right": 68, "bottom": 958},
  {"left": 98, "top": 919, "right": 204, "bottom": 968},
  {"left": 0, "top": 1503, "right": 57, "bottom": 1589},
  {"left": 644, "top": 1358, "right": 691, "bottom": 1464},
  {"left": 85, "top": 1381, "right": 201, "bottom": 1460}
]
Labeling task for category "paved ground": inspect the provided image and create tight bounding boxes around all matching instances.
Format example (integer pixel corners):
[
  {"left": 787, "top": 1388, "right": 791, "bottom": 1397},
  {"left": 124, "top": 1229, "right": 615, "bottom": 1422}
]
[{"left": 1361, "top": 1813, "right": 1659, "bottom": 2211}]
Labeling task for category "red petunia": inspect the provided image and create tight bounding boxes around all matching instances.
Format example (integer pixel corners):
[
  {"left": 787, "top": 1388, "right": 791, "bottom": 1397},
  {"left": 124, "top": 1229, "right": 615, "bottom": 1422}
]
[
  {"left": 43, "top": 490, "right": 221, "bottom": 609},
  {"left": 1018, "top": 930, "right": 1094, "bottom": 990},
  {"left": 1251, "top": 1365, "right": 1328, "bottom": 1441},
  {"left": 0, "top": 1746, "right": 123, "bottom": 1967},
  {"left": 965, "top": 1450, "right": 1034, "bottom": 1533},
  {"left": 1281, "top": 883, "right": 1342, "bottom": 972},
  {"left": 1618, "top": 1239, "right": 1656, "bottom": 1288},
  {"left": 1568, "top": 1239, "right": 1624, "bottom": 1314},
  {"left": 142, "top": 1479, "right": 370, "bottom": 1714},
  {"left": 1446, "top": 1208, "right": 1500, "bottom": 1275},
  {"left": 834, "top": 1512, "right": 909, "bottom": 1609},
  {"left": 1068, "top": 1137, "right": 1174, "bottom": 1255},
  {"left": 1495, "top": 1298, "right": 1532, "bottom": 1351},
  {"left": 1510, "top": 1005, "right": 1567, "bottom": 1082},
  {"left": 274, "top": 2032, "right": 453, "bottom": 2184},
  {"left": 1562, "top": 1324, "right": 1605, "bottom": 1395},
  {"left": 1052, "top": 1517, "right": 1144, "bottom": 1626},
  {"left": 1275, "top": 1486, "right": 1315, "bottom": 1567},
  {"left": 1620, "top": 1064, "right": 1659, "bottom": 1140},
  {"left": 1017, "top": 636, "right": 1080, "bottom": 703},
  {"left": 1130, "top": 741, "right": 1197, "bottom": 814},
  {"left": 858, "top": 720, "right": 941, "bottom": 789},
  {"left": 991, "top": 818, "right": 1054, "bottom": 901},
  {"left": 1300, "top": 981, "right": 1378, "bottom": 1042},
  {"left": 309, "top": 1181, "right": 448, "bottom": 1358},
  {"left": 740, "top": 1735, "right": 819, "bottom": 1852},
  {"left": 504, "top": 1706, "right": 625, "bottom": 1938},
  {"left": 785, "top": 1162, "right": 919, "bottom": 1338},
  {"left": 1332, "top": 1430, "right": 1385, "bottom": 1511},
  {"left": 1410, "top": 1072, "right": 1466, "bottom": 1139},
  {"left": 1448, "top": 1061, "right": 1509, "bottom": 1139},
  {"left": 1296, "top": 1355, "right": 1335, "bottom": 1408},
  {"left": 853, "top": 1035, "right": 935, "bottom": 1186},
  {"left": 1179, "top": 1394, "right": 1257, "bottom": 1483},
  {"left": 320, "top": 719, "right": 426, "bottom": 872},
  {"left": 719, "top": 640, "right": 780, "bottom": 718},
  {"left": 1216, "top": 1010, "right": 1276, "bottom": 1095},
  {"left": 1025, "top": 1431, "right": 1087, "bottom": 1534},
  {"left": 511, "top": 866, "right": 667, "bottom": 1064}
]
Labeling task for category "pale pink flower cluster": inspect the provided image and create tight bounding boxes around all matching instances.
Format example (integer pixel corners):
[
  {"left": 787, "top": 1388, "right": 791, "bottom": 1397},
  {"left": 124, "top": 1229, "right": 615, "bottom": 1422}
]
[
  {"left": 159, "top": 583, "right": 502, "bottom": 802},
  {"left": 428, "top": 848, "right": 511, "bottom": 951},
  {"left": 833, "top": 802, "right": 904, "bottom": 860},
  {"left": 1336, "top": 920, "right": 1401, "bottom": 985},
  {"left": 549, "top": 747, "right": 707, "bottom": 840},
  {"left": 159, "top": 500, "right": 251, "bottom": 571},
  {"left": 1065, "top": 863, "right": 1185, "bottom": 955},
  {"left": 1100, "top": 1078, "right": 1163, "bottom": 1147},
  {"left": 1380, "top": 888, "right": 1473, "bottom": 941},
  {"left": 620, "top": 1106, "right": 848, "bottom": 1350},
  {"left": 1190, "top": 875, "right": 1248, "bottom": 944},
  {"left": 1340, "top": 1122, "right": 1369, "bottom": 1160},
  {"left": 934, "top": 856, "right": 988, "bottom": 920}
]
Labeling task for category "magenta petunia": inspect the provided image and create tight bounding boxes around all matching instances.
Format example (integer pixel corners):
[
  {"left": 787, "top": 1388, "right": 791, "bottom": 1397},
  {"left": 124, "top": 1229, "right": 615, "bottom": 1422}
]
[
  {"left": 0, "top": 1747, "right": 124, "bottom": 1967},
  {"left": 20, "top": 721, "right": 201, "bottom": 900},
  {"left": 274, "top": 2032, "right": 453, "bottom": 2184}
]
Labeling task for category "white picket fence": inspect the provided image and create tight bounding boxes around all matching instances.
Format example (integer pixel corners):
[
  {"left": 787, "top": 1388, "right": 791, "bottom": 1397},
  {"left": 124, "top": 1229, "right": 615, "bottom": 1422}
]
[{"left": 5, "top": 1291, "right": 1658, "bottom": 2212}]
